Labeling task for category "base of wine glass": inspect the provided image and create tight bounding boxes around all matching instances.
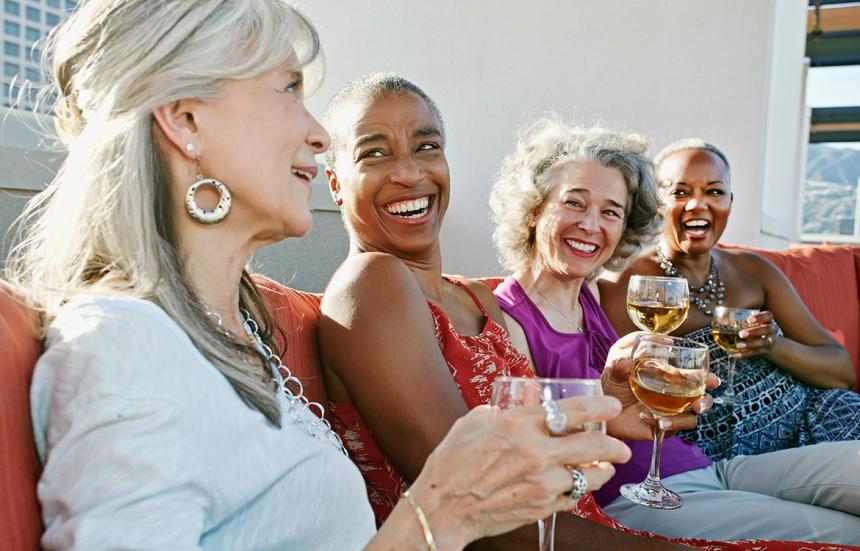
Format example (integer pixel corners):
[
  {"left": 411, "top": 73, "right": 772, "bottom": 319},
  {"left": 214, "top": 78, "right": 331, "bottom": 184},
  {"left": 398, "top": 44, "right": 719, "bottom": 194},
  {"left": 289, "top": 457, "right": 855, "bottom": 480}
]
[
  {"left": 714, "top": 393, "right": 741, "bottom": 406},
  {"left": 620, "top": 481, "right": 683, "bottom": 510}
]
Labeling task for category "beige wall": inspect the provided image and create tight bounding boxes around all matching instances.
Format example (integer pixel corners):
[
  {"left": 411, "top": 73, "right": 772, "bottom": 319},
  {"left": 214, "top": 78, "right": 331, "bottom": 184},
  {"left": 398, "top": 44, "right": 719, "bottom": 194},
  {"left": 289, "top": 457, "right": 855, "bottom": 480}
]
[
  {"left": 0, "top": 0, "right": 810, "bottom": 289},
  {"left": 302, "top": 0, "right": 809, "bottom": 277}
]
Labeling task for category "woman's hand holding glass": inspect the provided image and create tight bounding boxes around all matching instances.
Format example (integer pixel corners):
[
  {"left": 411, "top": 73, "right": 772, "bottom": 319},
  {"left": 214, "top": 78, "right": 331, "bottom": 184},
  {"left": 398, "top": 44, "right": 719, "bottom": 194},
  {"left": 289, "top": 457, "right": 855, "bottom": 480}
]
[
  {"left": 734, "top": 310, "right": 778, "bottom": 358},
  {"left": 401, "top": 393, "right": 630, "bottom": 549},
  {"left": 601, "top": 332, "right": 718, "bottom": 441}
]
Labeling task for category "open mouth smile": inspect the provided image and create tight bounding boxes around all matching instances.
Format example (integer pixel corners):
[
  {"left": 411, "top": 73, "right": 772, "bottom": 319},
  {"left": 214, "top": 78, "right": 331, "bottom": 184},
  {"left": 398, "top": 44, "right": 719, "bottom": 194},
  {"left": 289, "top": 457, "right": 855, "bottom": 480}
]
[
  {"left": 383, "top": 195, "right": 433, "bottom": 220},
  {"left": 682, "top": 219, "right": 710, "bottom": 237},
  {"left": 564, "top": 238, "right": 599, "bottom": 256}
]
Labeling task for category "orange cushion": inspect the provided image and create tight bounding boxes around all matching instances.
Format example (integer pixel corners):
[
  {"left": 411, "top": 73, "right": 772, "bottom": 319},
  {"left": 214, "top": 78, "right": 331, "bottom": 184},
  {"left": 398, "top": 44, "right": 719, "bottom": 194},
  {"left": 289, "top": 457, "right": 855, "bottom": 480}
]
[
  {"left": 0, "top": 285, "right": 44, "bottom": 549},
  {"left": 721, "top": 245, "right": 860, "bottom": 391},
  {"left": 254, "top": 275, "right": 328, "bottom": 407}
]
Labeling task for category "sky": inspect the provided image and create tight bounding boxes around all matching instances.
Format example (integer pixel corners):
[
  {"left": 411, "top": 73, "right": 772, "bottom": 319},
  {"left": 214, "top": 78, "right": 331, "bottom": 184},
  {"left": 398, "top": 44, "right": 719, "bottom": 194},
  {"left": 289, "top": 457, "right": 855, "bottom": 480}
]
[{"left": 806, "top": 65, "right": 860, "bottom": 151}]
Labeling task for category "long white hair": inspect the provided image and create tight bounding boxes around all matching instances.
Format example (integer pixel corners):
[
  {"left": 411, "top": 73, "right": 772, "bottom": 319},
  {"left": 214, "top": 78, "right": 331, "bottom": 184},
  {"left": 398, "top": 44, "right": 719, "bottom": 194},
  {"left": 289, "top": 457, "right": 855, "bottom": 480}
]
[{"left": 6, "top": 0, "right": 322, "bottom": 424}]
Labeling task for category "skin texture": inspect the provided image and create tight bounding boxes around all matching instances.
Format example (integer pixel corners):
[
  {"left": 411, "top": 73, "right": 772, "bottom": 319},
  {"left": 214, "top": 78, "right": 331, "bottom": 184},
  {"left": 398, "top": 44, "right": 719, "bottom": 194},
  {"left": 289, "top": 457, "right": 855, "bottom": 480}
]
[
  {"left": 599, "top": 149, "right": 854, "bottom": 390},
  {"left": 321, "top": 91, "right": 685, "bottom": 549}
]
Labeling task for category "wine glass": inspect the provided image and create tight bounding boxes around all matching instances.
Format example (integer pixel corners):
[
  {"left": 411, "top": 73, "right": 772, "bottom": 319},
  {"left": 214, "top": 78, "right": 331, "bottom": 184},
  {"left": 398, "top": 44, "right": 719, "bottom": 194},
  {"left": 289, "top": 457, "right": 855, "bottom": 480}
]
[
  {"left": 711, "top": 306, "right": 759, "bottom": 406},
  {"left": 626, "top": 275, "right": 690, "bottom": 334},
  {"left": 619, "top": 335, "right": 709, "bottom": 509},
  {"left": 491, "top": 377, "right": 605, "bottom": 551}
]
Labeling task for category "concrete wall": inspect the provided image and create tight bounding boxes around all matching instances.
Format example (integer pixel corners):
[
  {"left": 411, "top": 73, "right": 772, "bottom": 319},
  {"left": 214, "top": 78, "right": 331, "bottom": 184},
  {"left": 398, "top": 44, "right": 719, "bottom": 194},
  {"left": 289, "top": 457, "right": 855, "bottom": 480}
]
[{"left": 0, "top": 0, "right": 810, "bottom": 290}]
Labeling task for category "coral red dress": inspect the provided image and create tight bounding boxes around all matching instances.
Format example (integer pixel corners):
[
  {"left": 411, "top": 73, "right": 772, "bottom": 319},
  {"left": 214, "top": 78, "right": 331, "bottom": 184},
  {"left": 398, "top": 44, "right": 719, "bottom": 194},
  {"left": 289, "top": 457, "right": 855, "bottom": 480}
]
[{"left": 329, "top": 279, "right": 858, "bottom": 550}]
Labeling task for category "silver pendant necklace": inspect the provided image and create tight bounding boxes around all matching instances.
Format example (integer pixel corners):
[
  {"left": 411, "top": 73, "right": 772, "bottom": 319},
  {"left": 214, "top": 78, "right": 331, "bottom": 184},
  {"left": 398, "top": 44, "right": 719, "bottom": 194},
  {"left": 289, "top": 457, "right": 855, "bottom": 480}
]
[{"left": 656, "top": 244, "right": 725, "bottom": 316}]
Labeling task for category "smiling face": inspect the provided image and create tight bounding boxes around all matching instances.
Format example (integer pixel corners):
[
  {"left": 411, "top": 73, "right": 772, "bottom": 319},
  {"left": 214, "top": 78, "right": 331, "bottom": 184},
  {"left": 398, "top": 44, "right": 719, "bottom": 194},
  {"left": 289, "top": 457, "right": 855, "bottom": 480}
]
[
  {"left": 192, "top": 64, "right": 329, "bottom": 241},
  {"left": 531, "top": 160, "right": 628, "bottom": 279},
  {"left": 657, "top": 149, "right": 732, "bottom": 256},
  {"left": 328, "top": 91, "right": 450, "bottom": 258}
]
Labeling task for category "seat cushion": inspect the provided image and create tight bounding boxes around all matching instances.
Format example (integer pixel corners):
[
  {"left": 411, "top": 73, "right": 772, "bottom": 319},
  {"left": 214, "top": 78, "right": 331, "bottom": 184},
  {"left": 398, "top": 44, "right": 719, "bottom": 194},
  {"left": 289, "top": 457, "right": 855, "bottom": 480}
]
[
  {"left": 729, "top": 245, "right": 860, "bottom": 391},
  {"left": 0, "top": 285, "right": 44, "bottom": 549},
  {"left": 254, "top": 275, "right": 328, "bottom": 407}
]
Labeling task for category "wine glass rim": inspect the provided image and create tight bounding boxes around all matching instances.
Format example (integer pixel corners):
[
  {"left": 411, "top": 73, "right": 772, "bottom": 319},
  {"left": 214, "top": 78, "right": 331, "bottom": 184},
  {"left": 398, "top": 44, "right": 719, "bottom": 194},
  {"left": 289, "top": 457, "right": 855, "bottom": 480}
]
[
  {"left": 494, "top": 375, "right": 602, "bottom": 385},
  {"left": 629, "top": 275, "right": 688, "bottom": 283},
  {"left": 635, "top": 335, "right": 709, "bottom": 351},
  {"left": 712, "top": 305, "right": 761, "bottom": 316}
]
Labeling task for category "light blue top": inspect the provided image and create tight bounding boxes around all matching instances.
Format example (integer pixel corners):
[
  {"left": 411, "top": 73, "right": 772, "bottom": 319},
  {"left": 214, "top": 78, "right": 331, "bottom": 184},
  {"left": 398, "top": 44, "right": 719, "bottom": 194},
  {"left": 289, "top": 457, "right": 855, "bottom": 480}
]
[{"left": 30, "top": 296, "right": 376, "bottom": 550}]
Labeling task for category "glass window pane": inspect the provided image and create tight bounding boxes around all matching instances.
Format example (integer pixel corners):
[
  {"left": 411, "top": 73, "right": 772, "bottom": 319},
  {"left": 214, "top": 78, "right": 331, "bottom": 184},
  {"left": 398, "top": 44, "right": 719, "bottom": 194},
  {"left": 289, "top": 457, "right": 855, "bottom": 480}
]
[
  {"left": 4, "top": 41, "right": 20, "bottom": 57},
  {"left": 807, "top": 67, "right": 860, "bottom": 108},
  {"left": 46, "top": 0, "right": 60, "bottom": 7},
  {"left": 25, "top": 27, "right": 38, "bottom": 41},
  {"left": 4, "top": 61, "right": 20, "bottom": 77},
  {"left": 46, "top": 13, "right": 59, "bottom": 26},
  {"left": 4, "top": 20, "right": 20, "bottom": 36},
  {"left": 65, "top": 0, "right": 76, "bottom": 9},
  {"left": 4, "top": 0, "right": 20, "bottom": 17},
  {"left": 25, "top": 66, "right": 38, "bottom": 82},
  {"left": 25, "top": 6, "right": 39, "bottom": 22},
  {"left": 802, "top": 143, "right": 860, "bottom": 241}
]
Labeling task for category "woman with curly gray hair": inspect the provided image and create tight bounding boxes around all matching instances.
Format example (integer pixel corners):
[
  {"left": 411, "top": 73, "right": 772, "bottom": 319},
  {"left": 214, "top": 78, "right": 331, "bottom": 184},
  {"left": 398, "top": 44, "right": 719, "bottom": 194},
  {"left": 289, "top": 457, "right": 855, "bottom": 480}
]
[{"left": 491, "top": 121, "right": 860, "bottom": 544}]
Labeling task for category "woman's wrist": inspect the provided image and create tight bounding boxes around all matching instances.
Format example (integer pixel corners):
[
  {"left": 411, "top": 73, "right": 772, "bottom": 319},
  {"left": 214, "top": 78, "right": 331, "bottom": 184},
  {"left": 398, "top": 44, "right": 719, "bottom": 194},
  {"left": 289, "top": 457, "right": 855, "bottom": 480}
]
[{"left": 405, "top": 475, "right": 474, "bottom": 551}]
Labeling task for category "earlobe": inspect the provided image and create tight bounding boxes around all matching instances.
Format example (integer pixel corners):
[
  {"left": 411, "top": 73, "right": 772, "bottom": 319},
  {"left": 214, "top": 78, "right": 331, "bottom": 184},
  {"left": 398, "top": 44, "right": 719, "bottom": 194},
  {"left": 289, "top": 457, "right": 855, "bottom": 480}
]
[
  {"left": 152, "top": 99, "right": 200, "bottom": 160},
  {"left": 326, "top": 168, "right": 343, "bottom": 206}
]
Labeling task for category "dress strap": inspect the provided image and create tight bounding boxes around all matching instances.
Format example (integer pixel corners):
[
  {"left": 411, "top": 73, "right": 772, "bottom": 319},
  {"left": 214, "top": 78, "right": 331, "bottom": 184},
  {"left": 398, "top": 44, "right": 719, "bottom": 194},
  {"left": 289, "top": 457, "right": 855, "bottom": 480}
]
[{"left": 443, "top": 276, "right": 489, "bottom": 317}]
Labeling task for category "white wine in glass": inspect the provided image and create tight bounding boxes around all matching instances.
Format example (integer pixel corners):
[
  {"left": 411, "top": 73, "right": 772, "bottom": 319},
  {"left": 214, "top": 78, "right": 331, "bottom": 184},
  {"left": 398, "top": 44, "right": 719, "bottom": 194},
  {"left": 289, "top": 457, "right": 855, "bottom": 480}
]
[
  {"left": 620, "top": 335, "right": 709, "bottom": 510},
  {"left": 490, "top": 377, "right": 604, "bottom": 551},
  {"left": 626, "top": 276, "right": 689, "bottom": 334},
  {"left": 711, "top": 306, "right": 759, "bottom": 406}
]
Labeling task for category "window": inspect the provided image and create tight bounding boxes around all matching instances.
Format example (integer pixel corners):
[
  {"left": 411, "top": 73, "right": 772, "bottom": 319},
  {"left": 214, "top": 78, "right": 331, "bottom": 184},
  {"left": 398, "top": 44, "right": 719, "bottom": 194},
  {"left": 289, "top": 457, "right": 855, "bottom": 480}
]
[
  {"left": 46, "top": 0, "right": 60, "bottom": 7},
  {"left": 4, "top": 0, "right": 20, "bottom": 16},
  {"left": 25, "top": 66, "right": 38, "bottom": 82},
  {"left": 4, "top": 20, "right": 20, "bottom": 36},
  {"left": 25, "top": 27, "right": 38, "bottom": 41},
  {"left": 46, "top": 13, "right": 59, "bottom": 26},
  {"left": 802, "top": 66, "right": 860, "bottom": 244},
  {"left": 65, "top": 0, "right": 76, "bottom": 9},
  {"left": 25, "top": 6, "right": 39, "bottom": 22},
  {"left": 4, "top": 61, "right": 19, "bottom": 77},
  {"left": 4, "top": 41, "right": 20, "bottom": 57}
]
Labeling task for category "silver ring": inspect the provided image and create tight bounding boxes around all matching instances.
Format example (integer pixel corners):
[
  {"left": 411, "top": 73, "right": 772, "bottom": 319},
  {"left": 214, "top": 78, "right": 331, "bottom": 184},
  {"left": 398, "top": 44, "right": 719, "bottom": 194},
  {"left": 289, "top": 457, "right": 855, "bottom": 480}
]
[
  {"left": 542, "top": 398, "right": 568, "bottom": 436},
  {"left": 564, "top": 466, "right": 589, "bottom": 501}
]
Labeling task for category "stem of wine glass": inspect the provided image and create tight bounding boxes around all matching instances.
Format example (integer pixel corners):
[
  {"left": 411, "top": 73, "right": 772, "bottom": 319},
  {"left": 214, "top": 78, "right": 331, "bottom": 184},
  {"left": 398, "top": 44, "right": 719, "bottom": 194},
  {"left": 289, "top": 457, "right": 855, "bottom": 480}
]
[
  {"left": 642, "top": 425, "right": 666, "bottom": 491},
  {"left": 537, "top": 514, "right": 556, "bottom": 551},
  {"left": 723, "top": 356, "right": 737, "bottom": 400}
]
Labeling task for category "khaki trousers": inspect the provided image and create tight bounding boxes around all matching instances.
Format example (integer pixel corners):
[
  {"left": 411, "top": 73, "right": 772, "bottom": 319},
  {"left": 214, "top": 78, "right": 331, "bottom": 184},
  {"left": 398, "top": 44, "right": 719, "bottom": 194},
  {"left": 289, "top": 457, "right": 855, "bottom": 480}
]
[{"left": 603, "top": 441, "right": 860, "bottom": 545}]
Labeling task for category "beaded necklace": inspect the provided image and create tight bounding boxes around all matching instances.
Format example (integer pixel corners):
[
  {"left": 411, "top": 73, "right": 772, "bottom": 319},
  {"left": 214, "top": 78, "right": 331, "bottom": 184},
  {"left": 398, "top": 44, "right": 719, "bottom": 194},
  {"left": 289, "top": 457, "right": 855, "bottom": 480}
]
[
  {"left": 208, "top": 309, "right": 348, "bottom": 455},
  {"left": 656, "top": 245, "right": 725, "bottom": 316}
]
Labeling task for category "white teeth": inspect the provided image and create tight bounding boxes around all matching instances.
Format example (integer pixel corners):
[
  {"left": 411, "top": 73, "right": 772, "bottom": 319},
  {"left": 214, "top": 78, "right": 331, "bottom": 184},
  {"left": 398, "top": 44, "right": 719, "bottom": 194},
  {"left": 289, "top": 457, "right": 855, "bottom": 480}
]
[
  {"left": 565, "top": 239, "right": 597, "bottom": 253},
  {"left": 684, "top": 220, "right": 709, "bottom": 227},
  {"left": 384, "top": 195, "right": 430, "bottom": 215},
  {"left": 292, "top": 169, "right": 312, "bottom": 180}
]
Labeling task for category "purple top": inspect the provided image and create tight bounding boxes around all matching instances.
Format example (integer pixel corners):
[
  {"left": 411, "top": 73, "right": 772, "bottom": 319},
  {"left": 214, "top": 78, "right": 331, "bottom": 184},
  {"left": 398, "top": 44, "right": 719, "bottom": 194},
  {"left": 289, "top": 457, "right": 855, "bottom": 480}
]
[{"left": 494, "top": 276, "right": 711, "bottom": 506}]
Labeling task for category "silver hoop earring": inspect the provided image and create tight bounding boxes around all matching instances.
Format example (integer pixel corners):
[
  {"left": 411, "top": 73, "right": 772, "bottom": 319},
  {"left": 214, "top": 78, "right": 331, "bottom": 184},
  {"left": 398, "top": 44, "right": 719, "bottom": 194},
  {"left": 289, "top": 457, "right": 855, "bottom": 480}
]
[{"left": 185, "top": 169, "right": 232, "bottom": 224}]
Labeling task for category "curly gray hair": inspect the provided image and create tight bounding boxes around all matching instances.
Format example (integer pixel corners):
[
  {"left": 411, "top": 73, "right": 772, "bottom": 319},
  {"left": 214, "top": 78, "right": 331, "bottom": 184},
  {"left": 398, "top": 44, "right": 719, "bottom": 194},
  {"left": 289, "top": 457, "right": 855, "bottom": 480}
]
[
  {"left": 490, "top": 115, "right": 662, "bottom": 274},
  {"left": 653, "top": 138, "right": 731, "bottom": 178}
]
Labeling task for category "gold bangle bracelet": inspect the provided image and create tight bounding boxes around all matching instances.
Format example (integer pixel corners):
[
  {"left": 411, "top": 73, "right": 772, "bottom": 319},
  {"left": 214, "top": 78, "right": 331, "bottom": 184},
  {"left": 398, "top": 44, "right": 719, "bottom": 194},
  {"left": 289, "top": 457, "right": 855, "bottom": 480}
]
[{"left": 402, "top": 489, "right": 438, "bottom": 551}]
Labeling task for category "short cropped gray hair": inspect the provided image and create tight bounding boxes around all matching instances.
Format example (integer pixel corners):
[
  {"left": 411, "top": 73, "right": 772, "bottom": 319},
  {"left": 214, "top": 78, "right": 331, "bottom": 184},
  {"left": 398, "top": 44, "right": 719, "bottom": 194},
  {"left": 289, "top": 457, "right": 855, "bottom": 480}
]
[
  {"left": 323, "top": 72, "right": 445, "bottom": 167},
  {"left": 490, "top": 115, "right": 662, "bottom": 274},
  {"left": 654, "top": 139, "right": 730, "bottom": 177}
]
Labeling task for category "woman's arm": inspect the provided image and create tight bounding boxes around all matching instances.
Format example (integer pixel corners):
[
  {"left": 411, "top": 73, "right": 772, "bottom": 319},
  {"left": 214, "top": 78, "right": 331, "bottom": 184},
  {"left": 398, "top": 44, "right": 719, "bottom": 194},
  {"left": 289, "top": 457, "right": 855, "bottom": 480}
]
[
  {"left": 735, "top": 252, "right": 854, "bottom": 389},
  {"left": 320, "top": 252, "right": 469, "bottom": 479},
  {"left": 366, "top": 401, "right": 638, "bottom": 550}
]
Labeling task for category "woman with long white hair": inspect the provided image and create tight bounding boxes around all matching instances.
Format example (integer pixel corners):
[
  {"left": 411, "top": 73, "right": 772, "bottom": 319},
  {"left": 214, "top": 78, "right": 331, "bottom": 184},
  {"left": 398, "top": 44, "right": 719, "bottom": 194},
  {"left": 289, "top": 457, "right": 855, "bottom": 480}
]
[{"left": 6, "top": 1, "right": 629, "bottom": 549}]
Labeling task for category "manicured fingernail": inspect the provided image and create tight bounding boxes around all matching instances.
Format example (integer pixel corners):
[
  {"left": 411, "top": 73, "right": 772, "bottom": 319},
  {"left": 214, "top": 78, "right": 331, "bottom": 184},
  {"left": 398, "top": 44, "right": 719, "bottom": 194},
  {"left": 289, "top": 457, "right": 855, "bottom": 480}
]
[
  {"left": 738, "top": 331, "right": 748, "bottom": 338},
  {"left": 697, "top": 398, "right": 709, "bottom": 410},
  {"left": 659, "top": 419, "right": 672, "bottom": 430},
  {"left": 736, "top": 342, "right": 747, "bottom": 349}
]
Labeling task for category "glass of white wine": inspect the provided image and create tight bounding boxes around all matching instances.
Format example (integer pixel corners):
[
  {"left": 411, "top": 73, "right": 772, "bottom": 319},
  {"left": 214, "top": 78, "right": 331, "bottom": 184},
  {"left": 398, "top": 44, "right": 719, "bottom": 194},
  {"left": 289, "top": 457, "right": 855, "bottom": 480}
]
[
  {"left": 626, "top": 275, "right": 690, "bottom": 334},
  {"left": 491, "top": 377, "right": 605, "bottom": 551},
  {"left": 619, "top": 335, "right": 709, "bottom": 509},
  {"left": 711, "top": 306, "right": 759, "bottom": 406}
]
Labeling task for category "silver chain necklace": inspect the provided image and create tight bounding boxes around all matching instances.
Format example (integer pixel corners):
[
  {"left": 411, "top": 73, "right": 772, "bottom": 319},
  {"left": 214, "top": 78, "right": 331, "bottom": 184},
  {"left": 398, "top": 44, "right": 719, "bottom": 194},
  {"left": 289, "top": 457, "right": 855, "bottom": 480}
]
[
  {"left": 655, "top": 245, "right": 725, "bottom": 316},
  {"left": 209, "top": 309, "right": 348, "bottom": 455},
  {"left": 530, "top": 284, "right": 583, "bottom": 332}
]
